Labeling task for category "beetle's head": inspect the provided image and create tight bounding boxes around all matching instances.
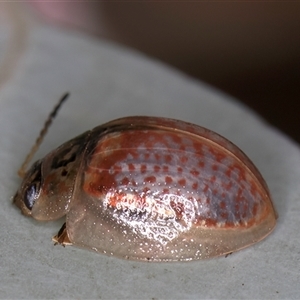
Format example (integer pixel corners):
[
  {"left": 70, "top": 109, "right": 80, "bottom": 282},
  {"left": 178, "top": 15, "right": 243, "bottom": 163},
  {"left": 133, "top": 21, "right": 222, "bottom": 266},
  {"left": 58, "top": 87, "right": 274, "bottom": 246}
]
[{"left": 13, "top": 140, "right": 82, "bottom": 221}]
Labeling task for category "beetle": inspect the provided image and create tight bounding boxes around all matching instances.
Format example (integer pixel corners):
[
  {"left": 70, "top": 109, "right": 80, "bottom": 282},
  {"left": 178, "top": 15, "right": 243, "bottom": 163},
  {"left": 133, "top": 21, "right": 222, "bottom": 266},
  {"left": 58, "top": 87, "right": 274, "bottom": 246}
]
[{"left": 13, "top": 93, "right": 277, "bottom": 261}]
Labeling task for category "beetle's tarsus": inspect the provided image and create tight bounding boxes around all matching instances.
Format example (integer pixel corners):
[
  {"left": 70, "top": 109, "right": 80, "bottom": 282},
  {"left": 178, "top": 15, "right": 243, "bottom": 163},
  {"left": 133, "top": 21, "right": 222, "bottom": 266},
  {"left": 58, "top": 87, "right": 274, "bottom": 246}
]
[
  {"left": 225, "top": 252, "right": 233, "bottom": 258},
  {"left": 52, "top": 223, "right": 72, "bottom": 246}
]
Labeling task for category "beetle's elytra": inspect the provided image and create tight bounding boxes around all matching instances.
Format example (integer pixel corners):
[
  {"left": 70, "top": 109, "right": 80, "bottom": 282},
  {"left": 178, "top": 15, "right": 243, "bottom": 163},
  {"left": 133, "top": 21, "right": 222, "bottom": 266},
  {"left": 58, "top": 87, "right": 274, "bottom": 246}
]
[{"left": 13, "top": 95, "right": 277, "bottom": 262}]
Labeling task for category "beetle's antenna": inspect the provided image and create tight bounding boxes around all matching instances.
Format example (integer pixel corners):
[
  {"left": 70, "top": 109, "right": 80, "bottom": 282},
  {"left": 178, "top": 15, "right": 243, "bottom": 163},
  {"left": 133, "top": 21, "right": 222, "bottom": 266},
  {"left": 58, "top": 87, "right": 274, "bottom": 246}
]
[{"left": 18, "top": 93, "right": 70, "bottom": 178}]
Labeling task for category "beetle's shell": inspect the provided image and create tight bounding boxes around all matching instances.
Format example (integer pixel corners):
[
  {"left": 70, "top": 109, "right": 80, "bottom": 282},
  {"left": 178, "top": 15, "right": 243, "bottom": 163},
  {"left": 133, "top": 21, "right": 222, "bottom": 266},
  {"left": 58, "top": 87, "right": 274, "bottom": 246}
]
[{"left": 62, "top": 116, "right": 276, "bottom": 261}]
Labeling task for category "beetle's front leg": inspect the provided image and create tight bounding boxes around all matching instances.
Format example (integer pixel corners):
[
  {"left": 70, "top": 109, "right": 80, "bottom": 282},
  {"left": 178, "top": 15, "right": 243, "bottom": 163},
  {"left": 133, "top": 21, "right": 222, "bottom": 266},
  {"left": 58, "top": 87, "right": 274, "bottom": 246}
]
[{"left": 52, "top": 223, "right": 72, "bottom": 246}]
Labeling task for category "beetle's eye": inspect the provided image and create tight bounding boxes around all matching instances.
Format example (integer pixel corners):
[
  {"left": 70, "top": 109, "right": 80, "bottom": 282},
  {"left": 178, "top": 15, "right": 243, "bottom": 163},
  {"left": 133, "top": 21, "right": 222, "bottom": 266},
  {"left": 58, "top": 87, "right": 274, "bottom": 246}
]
[
  {"left": 21, "top": 160, "right": 42, "bottom": 211},
  {"left": 24, "top": 183, "right": 40, "bottom": 210}
]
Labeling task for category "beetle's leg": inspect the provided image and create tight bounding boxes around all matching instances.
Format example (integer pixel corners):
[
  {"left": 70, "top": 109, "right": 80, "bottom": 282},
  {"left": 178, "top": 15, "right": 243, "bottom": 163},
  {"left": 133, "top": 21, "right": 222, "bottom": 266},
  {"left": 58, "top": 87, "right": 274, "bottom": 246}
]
[{"left": 52, "top": 223, "right": 72, "bottom": 246}]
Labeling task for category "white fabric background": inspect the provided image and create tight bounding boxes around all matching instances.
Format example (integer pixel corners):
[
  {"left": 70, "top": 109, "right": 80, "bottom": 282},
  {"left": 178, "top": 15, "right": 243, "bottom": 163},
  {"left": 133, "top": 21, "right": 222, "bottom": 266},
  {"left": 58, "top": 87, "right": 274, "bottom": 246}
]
[{"left": 0, "top": 6, "right": 299, "bottom": 299}]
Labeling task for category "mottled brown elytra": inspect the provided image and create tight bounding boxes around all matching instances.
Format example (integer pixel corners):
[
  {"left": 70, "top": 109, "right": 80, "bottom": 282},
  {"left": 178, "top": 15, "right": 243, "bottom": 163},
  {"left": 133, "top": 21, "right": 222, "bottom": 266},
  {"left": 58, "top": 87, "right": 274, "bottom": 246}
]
[{"left": 14, "top": 94, "right": 277, "bottom": 261}]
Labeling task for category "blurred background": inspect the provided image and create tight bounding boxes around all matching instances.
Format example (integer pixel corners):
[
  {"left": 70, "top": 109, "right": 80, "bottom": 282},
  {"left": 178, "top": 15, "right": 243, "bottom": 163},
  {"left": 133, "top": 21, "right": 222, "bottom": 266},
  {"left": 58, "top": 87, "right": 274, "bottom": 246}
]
[{"left": 3, "top": 2, "right": 300, "bottom": 142}]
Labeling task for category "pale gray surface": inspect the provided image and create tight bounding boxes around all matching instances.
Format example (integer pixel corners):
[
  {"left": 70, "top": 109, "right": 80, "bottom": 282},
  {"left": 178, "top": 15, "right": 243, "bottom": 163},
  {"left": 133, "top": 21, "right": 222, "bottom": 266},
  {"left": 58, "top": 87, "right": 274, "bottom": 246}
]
[{"left": 0, "top": 7, "right": 300, "bottom": 300}]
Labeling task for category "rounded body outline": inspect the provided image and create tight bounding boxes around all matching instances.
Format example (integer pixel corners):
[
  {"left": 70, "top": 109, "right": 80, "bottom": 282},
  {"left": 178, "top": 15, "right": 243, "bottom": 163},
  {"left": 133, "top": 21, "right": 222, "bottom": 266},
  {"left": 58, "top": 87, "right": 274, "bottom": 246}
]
[{"left": 14, "top": 116, "right": 277, "bottom": 262}]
